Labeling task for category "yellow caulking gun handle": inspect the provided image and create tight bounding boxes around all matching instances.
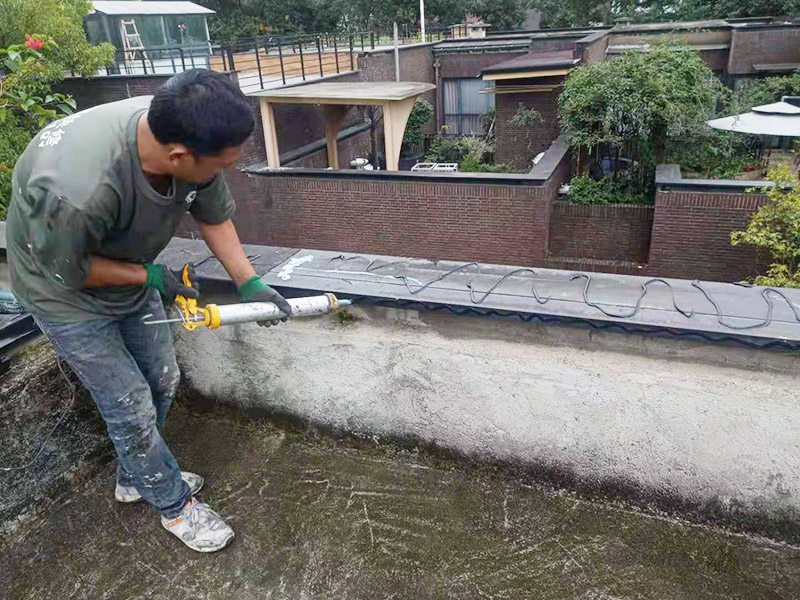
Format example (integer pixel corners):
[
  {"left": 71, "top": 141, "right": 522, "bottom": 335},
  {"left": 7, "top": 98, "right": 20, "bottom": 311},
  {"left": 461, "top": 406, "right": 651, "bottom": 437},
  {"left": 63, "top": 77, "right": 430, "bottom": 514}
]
[
  {"left": 181, "top": 262, "right": 194, "bottom": 288},
  {"left": 175, "top": 262, "right": 208, "bottom": 331}
]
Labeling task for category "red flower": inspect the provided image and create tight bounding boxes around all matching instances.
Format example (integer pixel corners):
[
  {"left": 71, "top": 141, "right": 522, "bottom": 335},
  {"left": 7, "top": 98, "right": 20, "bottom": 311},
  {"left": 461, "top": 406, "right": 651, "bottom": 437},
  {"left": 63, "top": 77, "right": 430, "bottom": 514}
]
[{"left": 24, "top": 34, "right": 43, "bottom": 51}]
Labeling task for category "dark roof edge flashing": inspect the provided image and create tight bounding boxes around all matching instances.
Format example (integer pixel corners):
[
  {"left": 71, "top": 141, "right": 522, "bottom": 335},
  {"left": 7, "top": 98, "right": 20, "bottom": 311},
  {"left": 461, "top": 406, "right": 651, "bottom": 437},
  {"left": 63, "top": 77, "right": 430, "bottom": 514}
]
[
  {"left": 243, "top": 136, "right": 569, "bottom": 186},
  {"left": 157, "top": 238, "right": 800, "bottom": 352},
  {"left": 243, "top": 165, "right": 552, "bottom": 186},
  {"left": 489, "top": 26, "right": 610, "bottom": 36},
  {"left": 655, "top": 163, "right": 773, "bottom": 192},
  {"left": 574, "top": 30, "right": 610, "bottom": 46},
  {"left": 481, "top": 60, "right": 579, "bottom": 75}
]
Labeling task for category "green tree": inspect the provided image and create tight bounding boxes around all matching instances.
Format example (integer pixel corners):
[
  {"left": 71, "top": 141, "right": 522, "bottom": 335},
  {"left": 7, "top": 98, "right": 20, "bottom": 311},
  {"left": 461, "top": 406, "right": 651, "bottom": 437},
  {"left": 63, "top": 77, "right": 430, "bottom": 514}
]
[
  {"left": 613, "top": 0, "right": 799, "bottom": 23},
  {"left": 0, "top": 0, "right": 114, "bottom": 76},
  {"left": 731, "top": 166, "right": 800, "bottom": 288},
  {"left": 469, "top": 0, "right": 527, "bottom": 31},
  {"left": 729, "top": 71, "right": 800, "bottom": 113},
  {"left": 558, "top": 43, "right": 725, "bottom": 190},
  {"left": 200, "top": 0, "right": 470, "bottom": 39},
  {"left": 531, "top": 0, "right": 613, "bottom": 28}
]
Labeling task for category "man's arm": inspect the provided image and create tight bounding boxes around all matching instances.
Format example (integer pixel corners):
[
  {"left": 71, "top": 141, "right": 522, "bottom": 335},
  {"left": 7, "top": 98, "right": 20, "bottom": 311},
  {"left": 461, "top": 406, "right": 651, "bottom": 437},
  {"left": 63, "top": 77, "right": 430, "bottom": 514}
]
[
  {"left": 82, "top": 256, "right": 147, "bottom": 287},
  {"left": 198, "top": 219, "right": 293, "bottom": 317},
  {"left": 197, "top": 219, "right": 256, "bottom": 286}
]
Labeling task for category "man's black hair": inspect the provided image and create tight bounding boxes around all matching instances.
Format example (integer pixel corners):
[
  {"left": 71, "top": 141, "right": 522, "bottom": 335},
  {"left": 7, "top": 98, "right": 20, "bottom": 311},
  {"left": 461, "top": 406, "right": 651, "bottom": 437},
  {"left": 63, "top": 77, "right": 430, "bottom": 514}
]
[{"left": 148, "top": 69, "right": 255, "bottom": 156}]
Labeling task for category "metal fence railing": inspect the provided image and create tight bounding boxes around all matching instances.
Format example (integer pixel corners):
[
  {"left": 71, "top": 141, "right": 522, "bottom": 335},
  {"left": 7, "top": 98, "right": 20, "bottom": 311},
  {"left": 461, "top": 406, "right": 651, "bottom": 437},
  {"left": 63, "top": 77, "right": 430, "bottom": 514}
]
[{"left": 92, "top": 25, "right": 470, "bottom": 92}]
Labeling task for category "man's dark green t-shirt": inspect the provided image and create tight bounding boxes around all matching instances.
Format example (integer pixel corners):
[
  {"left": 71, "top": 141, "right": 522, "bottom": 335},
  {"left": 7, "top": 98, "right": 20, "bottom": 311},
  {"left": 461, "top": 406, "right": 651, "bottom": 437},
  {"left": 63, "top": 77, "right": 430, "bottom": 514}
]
[{"left": 7, "top": 96, "right": 235, "bottom": 322}]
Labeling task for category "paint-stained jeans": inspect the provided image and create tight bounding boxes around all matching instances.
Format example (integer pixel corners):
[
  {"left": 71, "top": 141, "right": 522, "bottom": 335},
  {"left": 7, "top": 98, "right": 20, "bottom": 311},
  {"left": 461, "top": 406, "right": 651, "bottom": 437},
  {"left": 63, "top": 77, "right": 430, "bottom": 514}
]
[{"left": 34, "top": 289, "right": 191, "bottom": 518}]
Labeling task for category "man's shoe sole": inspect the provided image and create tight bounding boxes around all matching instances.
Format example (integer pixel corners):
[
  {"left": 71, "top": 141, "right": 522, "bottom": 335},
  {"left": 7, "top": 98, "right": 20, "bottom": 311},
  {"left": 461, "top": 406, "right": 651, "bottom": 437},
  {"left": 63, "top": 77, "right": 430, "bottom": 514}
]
[{"left": 115, "top": 477, "right": 204, "bottom": 503}]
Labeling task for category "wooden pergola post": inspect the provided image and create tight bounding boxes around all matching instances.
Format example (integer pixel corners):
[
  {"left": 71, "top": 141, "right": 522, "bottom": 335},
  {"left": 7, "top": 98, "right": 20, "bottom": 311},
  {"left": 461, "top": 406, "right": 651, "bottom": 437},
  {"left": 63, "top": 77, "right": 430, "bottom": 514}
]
[
  {"left": 381, "top": 97, "right": 416, "bottom": 172},
  {"left": 321, "top": 105, "right": 352, "bottom": 169},
  {"left": 259, "top": 99, "right": 281, "bottom": 168}
]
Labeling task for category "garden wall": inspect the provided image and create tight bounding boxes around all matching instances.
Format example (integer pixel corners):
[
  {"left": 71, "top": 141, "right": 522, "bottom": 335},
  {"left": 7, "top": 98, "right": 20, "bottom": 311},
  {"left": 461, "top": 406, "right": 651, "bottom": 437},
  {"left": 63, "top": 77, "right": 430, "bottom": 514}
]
[
  {"left": 647, "top": 166, "right": 771, "bottom": 282},
  {"left": 648, "top": 190, "right": 769, "bottom": 281},
  {"left": 548, "top": 202, "right": 653, "bottom": 264},
  {"left": 178, "top": 138, "right": 571, "bottom": 266}
]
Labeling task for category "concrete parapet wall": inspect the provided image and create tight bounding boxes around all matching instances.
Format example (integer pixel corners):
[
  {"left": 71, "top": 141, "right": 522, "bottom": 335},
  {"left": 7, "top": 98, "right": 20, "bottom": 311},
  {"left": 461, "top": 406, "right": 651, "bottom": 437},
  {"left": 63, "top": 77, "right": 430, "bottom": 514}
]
[{"left": 175, "top": 301, "right": 800, "bottom": 542}]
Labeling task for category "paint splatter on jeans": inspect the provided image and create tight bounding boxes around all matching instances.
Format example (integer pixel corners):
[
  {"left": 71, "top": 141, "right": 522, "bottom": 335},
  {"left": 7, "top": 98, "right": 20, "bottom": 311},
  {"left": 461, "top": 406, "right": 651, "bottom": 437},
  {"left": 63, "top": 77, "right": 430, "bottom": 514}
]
[{"left": 34, "top": 289, "right": 191, "bottom": 518}]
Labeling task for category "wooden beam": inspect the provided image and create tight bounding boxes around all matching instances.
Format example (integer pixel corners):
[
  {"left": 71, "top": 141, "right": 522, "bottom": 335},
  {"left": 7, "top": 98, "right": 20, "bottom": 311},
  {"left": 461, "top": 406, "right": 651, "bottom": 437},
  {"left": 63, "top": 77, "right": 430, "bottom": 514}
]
[{"left": 259, "top": 98, "right": 280, "bottom": 168}]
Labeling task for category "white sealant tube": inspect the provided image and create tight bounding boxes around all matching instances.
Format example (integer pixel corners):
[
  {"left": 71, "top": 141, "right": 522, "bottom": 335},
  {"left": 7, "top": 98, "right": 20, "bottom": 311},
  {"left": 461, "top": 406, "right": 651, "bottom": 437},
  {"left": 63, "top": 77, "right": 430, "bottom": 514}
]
[{"left": 213, "top": 294, "right": 347, "bottom": 326}]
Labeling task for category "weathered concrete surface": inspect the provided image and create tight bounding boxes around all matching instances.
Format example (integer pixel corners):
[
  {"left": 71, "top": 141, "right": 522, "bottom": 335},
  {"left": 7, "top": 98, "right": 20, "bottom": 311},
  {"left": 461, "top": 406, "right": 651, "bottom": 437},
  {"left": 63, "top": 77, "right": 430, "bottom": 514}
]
[
  {"left": 0, "top": 340, "right": 110, "bottom": 534},
  {"left": 175, "top": 300, "right": 800, "bottom": 542},
  {"left": 3, "top": 403, "right": 800, "bottom": 599}
]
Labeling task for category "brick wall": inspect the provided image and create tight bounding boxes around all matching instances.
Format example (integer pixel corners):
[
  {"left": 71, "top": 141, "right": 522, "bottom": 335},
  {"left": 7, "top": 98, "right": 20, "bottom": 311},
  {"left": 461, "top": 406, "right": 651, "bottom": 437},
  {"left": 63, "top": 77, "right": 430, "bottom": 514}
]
[
  {"left": 57, "top": 74, "right": 174, "bottom": 110},
  {"left": 698, "top": 48, "right": 730, "bottom": 73},
  {"left": 437, "top": 51, "right": 526, "bottom": 79},
  {"left": 576, "top": 31, "right": 609, "bottom": 64},
  {"left": 358, "top": 45, "right": 437, "bottom": 134},
  {"left": 728, "top": 26, "right": 800, "bottom": 75},
  {"left": 494, "top": 77, "right": 563, "bottom": 171},
  {"left": 648, "top": 189, "right": 770, "bottom": 282},
  {"left": 548, "top": 203, "right": 653, "bottom": 264},
  {"left": 529, "top": 39, "right": 580, "bottom": 53},
  {"left": 204, "top": 171, "right": 558, "bottom": 266},
  {"left": 179, "top": 141, "right": 571, "bottom": 266}
]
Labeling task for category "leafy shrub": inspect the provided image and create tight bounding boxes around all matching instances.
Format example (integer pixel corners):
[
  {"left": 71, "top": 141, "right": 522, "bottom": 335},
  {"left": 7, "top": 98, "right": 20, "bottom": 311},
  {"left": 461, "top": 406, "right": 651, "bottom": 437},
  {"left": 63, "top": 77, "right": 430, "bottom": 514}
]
[
  {"left": 426, "top": 133, "right": 496, "bottom": 164},
  {"left": 728, "top": 72, "right": 800, "bottom": 114},
  {"left": 402, "top": 98, "right": 433, "bottom": 149},
  {"left": 1, "top": 36, "right": 75, "bottom": 218},
  {"left": 459, "top": 156, "right": 514, "bottom": 173},
  {"left": 509, "top": 103, "right": 543, "bottom": 127},
  {"left": 566, "top": 174, "right": 651, "bottom": 205},
  {"left": 731, "top": 166, "right": 800, "bottom": 288},
  {"left": 667, "top": 128, "right": 763, "bottom": 179}
]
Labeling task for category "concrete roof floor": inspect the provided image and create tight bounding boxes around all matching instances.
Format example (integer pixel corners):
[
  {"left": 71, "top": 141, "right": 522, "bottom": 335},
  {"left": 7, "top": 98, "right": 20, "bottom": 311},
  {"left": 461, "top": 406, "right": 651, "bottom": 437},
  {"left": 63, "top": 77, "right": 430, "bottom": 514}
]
[{"left": 3, "top": 400, "right": 800, "bottom": 599}]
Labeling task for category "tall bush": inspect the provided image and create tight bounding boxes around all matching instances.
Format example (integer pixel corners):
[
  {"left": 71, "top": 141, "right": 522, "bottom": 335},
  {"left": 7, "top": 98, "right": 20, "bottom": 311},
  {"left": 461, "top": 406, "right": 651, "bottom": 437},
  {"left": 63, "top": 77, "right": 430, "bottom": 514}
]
[
  {"left": 731, "top": 166, "right": 800, "bottom": 288},
  {"left": 558, "top": 43, "right": 725, "bottom": 191}
]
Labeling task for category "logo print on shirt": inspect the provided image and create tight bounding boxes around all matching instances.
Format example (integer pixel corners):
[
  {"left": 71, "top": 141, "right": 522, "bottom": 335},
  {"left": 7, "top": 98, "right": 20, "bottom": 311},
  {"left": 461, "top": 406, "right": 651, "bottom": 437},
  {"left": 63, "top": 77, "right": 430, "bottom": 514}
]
[{"left": 38, "top": 113, "right": 84, "bottom": 148}]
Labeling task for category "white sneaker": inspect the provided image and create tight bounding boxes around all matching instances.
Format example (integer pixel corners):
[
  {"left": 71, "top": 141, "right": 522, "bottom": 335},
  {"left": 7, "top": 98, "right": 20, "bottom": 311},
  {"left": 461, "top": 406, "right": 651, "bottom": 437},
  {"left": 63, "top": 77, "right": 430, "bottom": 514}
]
[
  {"left": 161, "top": 497, "right": 235, "bottom": 553},
  {"left": 115, "top": 471, "right": 204, "bottom": 503}
]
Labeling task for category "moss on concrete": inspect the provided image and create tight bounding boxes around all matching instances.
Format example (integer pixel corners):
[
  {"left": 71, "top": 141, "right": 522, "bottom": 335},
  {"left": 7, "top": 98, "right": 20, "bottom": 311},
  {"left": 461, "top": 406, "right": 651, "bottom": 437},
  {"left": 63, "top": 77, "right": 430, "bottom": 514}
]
[{"left": 3, "top": 402, "right": 799, "bottom": 599}]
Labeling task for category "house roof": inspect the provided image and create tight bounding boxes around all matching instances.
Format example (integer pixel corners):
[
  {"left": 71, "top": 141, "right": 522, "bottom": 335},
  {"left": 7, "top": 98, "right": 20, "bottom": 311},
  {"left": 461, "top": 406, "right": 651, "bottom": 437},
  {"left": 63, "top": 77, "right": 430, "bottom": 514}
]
[
  {"left": 481, "top": 50, "right": 578, "bottom": 75},
  {"left": 480, "top": 50, "right": 579, "bottom": 80},
  {"left": 90, "top": 1, "right": 215, "bottom": 16}
]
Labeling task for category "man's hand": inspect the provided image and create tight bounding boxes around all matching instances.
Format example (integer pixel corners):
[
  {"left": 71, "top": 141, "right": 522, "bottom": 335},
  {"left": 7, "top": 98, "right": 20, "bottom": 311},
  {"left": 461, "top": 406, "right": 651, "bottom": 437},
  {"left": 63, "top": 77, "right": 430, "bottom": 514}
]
[
  {"left": 238, "top": 276, "right": 292, "bottom": 327},
  {"left": 144, "top": 263, "right": 200, "bottom": 301}
]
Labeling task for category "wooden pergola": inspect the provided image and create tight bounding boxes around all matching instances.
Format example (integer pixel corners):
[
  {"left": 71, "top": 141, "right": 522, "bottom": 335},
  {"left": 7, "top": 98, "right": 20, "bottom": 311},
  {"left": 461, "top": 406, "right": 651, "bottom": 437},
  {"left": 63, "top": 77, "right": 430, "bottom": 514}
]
[{"left": 250, "top": 81, "right": 436, "bottom": 171}]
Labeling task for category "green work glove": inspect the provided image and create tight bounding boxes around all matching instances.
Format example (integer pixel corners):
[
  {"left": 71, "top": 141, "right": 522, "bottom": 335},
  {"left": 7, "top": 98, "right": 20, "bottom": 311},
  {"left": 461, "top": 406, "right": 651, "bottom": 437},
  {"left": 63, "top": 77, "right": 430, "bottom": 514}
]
[
  {"left": 144, "top": 263, "right": 199, "bottom": 301},
  {"left": 238, "top": 276, "right": 293, "bottom": 327}
]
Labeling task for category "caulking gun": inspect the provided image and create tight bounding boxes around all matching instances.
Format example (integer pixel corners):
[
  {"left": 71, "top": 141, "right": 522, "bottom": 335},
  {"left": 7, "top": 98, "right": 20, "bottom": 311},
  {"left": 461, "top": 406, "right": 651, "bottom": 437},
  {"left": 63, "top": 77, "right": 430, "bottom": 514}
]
[{"left": 143, "top": 262, "right": 350, "bottom": 330}]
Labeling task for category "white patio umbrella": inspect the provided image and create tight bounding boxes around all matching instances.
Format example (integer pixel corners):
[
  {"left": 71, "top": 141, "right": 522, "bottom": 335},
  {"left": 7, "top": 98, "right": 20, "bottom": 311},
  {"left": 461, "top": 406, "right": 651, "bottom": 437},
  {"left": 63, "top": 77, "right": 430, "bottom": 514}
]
[{"left": 707, "top": 96, "right": 800, "bottom": 136}]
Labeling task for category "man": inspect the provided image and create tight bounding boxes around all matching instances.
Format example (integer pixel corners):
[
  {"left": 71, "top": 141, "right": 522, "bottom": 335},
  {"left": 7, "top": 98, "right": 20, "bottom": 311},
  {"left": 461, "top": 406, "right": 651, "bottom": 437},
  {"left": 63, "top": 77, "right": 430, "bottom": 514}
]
[{"left": 6, "top": 69, "right": 292, "bottom": 553}]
